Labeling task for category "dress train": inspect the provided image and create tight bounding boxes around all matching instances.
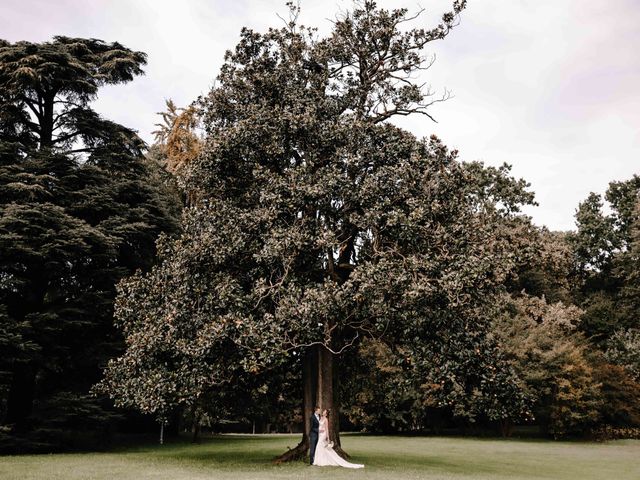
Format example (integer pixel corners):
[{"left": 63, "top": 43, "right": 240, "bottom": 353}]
[{"left": 312, "top": 420, "right": 364, "bottom": 469}]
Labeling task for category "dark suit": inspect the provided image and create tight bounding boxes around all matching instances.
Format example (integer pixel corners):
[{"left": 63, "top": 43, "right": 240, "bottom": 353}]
[{"left": 309, "top": 412, "right": 320, "bottom": 464}]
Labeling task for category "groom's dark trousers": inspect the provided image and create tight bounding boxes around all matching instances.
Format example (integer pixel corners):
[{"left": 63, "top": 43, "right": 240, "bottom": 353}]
[{"left": 309, "top": 413, "right": 320, "bottom": 465}]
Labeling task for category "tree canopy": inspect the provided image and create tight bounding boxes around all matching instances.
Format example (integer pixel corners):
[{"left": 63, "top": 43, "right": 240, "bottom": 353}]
[
  {"left": 0, "top": 35, "right": 180, "bottom": 452},
  {"left": 97, "top": 0, "right": 547, "bottom": 459},
  {"left": 0, "top": 36, "right": 146, "bottom": 154}
]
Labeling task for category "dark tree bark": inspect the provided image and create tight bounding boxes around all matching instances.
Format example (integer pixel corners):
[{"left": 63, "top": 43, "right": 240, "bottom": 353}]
[
  {"left": 303, "top": 347, "right": 316, "bottom": 440},
  {"left": 39, "top": 93, "right": 55, "bottom": 149},
  {"left": 317, "top": 343, "right": 349, "bottom": 458},
  {"left": 191, "top": 421, "right": 201, "bottom": 443},
  {"left": 274, "top": 343, "right": 350, "bottom": 462},
  {"left": 317, "top": 345, "right": 341, "bottom": 447},
  {"left": 273, "top": 348, "right": 316, "bottom": 463}
]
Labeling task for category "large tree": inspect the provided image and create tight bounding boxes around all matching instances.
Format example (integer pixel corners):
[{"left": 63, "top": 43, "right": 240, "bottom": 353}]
[
  {"left": 0, "top": 36, "right": 146, "bottom": 153},
  {"left": 99, "top": 0, "right": 536, "bottom": 460},
  {"left": 0, "top": 36, "right": 180, "bottom": 451},
  {"left": 569, "top": 175, "right": 640, "bottom": 341},
  {"left": 492, "top": 293, "right": 603, "bottom": 438}
]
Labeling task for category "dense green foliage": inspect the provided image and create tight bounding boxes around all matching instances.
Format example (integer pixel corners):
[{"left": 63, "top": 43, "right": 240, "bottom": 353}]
[
  {"left": 492, "top": 294, "right": 602, "bottom": 437},
  {"left": 98, "top": 2, "right": 539, "bottom": 450},
  {"left": 570, "top": 176, "right": 640, "bottom": 341},
  {"left": 0, "top": 36, "right": 180, "bottom": 452}
]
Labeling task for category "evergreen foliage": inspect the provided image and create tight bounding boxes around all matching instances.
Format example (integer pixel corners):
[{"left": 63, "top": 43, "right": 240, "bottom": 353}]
[{"left": 0, "top": 36, "right": 180, "bottom": 452}]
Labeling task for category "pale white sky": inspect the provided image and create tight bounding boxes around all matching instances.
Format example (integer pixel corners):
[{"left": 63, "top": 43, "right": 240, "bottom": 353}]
[{"left": 1, "top": 0, "right": 639, "bottom": 231}]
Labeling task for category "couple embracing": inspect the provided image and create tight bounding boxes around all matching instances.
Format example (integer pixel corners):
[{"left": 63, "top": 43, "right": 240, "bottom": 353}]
[{"left": 309, "top": 406, "right": 364, "bottom": 468}]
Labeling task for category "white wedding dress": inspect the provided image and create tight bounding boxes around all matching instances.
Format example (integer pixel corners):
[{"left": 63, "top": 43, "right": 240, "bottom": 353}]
[{"left": 313, "top": 418, "right": 364, "bottom": 468}]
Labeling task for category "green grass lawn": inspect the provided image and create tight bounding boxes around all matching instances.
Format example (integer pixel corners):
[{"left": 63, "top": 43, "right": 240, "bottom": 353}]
[{"left": 1, "top": 434, "right": 639, "bottom": 480}]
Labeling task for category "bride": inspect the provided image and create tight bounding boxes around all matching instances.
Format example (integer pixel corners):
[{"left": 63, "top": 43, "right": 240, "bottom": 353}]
[{"left": 313, "top": 409, "right": 364, "bottom": 468}]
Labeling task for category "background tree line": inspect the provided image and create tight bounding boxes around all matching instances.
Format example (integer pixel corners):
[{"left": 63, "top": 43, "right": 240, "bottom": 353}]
[{"left": 0, "top": 1, "right": 638, "bottom": 454}]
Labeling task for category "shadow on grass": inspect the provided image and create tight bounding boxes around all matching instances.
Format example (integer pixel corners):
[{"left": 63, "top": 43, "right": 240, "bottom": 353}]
[
  {"left": 4, "top": 433, "right": 639, "bottom": 480},
  {"left": 114, "top": 434, "right": 516, "bottom": 475},
  {"left": 110, "top": 434, "right": 301, "bottom": 467}
]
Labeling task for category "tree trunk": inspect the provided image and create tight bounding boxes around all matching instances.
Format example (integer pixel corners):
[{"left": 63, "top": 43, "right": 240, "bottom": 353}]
[
  {"left": 317, "top": 345, "right": 339, "bottom": 445},
  {"left": 191, "top": 422, "right": 201, "bottom": 443},
  {"left": 499, "top": 419, "right": 513, "bottom": 438},
  {"left": 273, "top": 348, "right": 315, "bottom": 463},
  {"left": 274, "top": 344, "right": 349, "bottom": 462},
  {"left": 39, "top": 94, "right": 54, "bottom": 149},
  {"left": 303, "top": 347, "right": 316, "bottom": 439},
  {"left": 317, "top": 345, "right": 349, "bottom": 458}
]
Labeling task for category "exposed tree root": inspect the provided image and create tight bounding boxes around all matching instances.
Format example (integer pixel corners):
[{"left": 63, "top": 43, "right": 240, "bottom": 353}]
[
  {"left": 333, "top": 444, "right": 350, "bottom": 459},
  {"left": 273, "top": 438, "right": 308, "bottom": 464},
  {"left": 273, "top": 436, "right": 351, "bottom": 463}
]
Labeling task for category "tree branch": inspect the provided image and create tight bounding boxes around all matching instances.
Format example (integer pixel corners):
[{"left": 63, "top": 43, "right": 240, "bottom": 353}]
[
  {"left": 52, "top": 130, "right": 83, "bottom": 145},
  {"left": 20, "top": 95, "right": 42, "bottom": 121}
]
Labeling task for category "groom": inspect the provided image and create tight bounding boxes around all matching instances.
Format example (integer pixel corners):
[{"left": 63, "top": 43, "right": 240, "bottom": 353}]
[{"left": 309, "top": 405, "right": 321, "bottom": 465}]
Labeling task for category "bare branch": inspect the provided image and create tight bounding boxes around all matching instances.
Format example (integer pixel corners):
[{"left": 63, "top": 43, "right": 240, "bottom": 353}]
[{"left": 284, "top": 331, "right": 360, "bottom": 355}]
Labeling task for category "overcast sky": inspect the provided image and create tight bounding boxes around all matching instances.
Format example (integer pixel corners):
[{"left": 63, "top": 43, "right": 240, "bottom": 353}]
[{"left": 1, "top": 0, "right": 639, "bottom": 231}]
